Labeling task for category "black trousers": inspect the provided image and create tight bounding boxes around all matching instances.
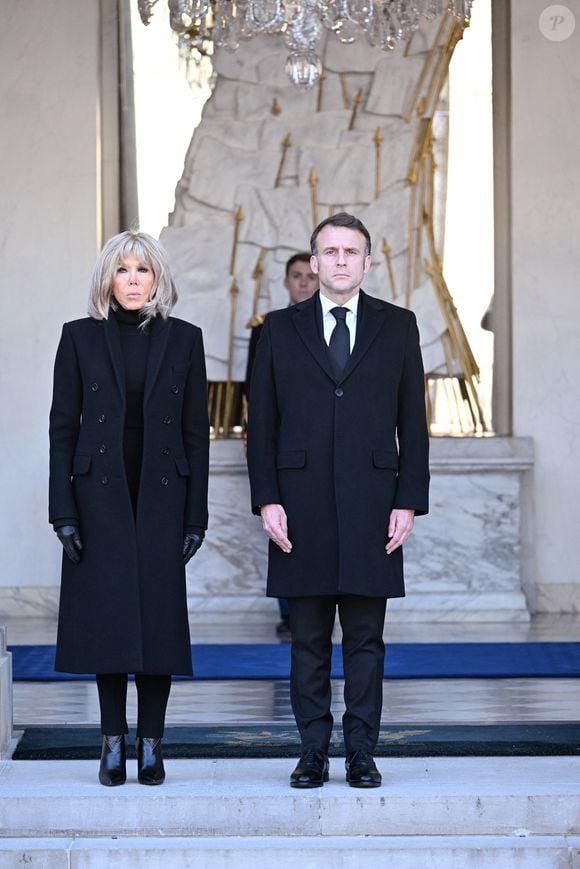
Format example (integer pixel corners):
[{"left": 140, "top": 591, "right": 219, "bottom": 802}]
[
  {"left": 288, "top": 595, "right": 387, "bottom": 755},
  {"left": 96, "top": 674, "right": 171, "bottom": 738}
]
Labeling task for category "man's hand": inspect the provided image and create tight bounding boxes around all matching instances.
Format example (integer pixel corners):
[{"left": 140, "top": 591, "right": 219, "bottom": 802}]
[
  {"left": 56, "top": 525, "right": 83, "bottom": 564},
  {"left": 260, "top": 504, "right": 292, "bottom": 554},
  {"left": 386, "top": 509, "right": 415, "bottom": 555}
]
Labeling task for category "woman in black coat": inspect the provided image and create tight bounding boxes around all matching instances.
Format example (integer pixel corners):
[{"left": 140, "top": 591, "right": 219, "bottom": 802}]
[{"left": 49, "top": 231, "right": 209, "bottom": 786}]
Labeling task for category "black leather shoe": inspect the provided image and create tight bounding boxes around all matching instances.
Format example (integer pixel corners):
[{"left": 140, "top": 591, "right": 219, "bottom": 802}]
[
  {"left": 98, "top": 735, "right": 126, "bottom": 786},
  {"left": 345, "top": 750, "right": 382, "bottom": 788},
  {"left": 290, "top": 748, "right": 329, "bottom": 788},
  {"left": 137, "top": 737, "right": 165, "bottom": 785}
]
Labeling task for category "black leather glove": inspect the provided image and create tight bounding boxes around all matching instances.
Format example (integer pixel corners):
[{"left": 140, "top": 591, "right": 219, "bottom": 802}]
[
  {"left": 56, "top": 525, "right": 83, "bottom": 564},
  {"left": 183, "top": 531, "right": 204, "bottom": 565}
]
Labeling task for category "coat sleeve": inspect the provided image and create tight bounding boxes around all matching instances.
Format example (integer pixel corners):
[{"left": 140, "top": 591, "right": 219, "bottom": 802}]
[
  {"left": 246, "top": 316, "right": 281, "bottom": 515},
  {"left": 48, "top": 323, "right": 82, "bottom": 525},
  {"left": 182, "top": 327, "right": 210, "bottom": 531},
  {"left": 393, "top": 311, "right": 430, "bottom": 515}
]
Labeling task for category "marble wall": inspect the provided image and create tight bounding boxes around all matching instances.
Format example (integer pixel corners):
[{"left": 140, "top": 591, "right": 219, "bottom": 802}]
[
  {"left": 188, "top": 437, "right": 533, "bottom": 624},
  {"left": 510, "top": 0, "right": 580, "bottom": 612}
]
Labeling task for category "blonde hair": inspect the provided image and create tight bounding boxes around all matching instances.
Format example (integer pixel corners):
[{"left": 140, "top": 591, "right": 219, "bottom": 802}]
[{"left": 87, "top": 231, "right": 178, "bottom": 324}]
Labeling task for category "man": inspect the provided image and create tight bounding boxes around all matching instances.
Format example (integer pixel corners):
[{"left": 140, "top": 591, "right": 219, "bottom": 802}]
[
  {"left": 247, "top": 213, "right": 429, "bottom": 789},
  {"left": 245, "top": 252, "right": 318, "bottom": 637}
]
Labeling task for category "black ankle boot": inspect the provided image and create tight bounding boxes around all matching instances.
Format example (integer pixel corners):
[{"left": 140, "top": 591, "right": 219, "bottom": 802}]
[
  {"left": 137, "top": 737, "right": 165, "bottom": 785},
  {"left": 98, "top": 735, "right": 127, "bottom": 786}
]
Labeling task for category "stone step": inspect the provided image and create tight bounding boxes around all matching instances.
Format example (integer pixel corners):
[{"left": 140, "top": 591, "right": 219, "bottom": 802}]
[
  {"left": 1, "top": 757, "right": 579, "bottom": 839},
  {"left": 1, "top": 835, "right": 580, "bottom": 869}
]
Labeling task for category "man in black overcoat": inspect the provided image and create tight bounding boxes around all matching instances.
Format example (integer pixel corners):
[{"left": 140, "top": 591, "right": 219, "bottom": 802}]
[{"left": 247, "top": 212, "right": 429, "bottom": 788}]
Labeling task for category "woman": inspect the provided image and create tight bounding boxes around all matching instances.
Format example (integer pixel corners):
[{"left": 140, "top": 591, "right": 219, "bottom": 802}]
[{"left": 49, "top": 231, "right": 209, "bottom": 786}]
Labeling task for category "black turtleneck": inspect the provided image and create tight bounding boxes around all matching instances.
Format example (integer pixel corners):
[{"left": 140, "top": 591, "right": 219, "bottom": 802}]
[
  {"left": 111, "top": 305, "right": 150, "bottom": 515},
  {"left": 112, "top": 305, "right": 150, "bottom": 429}
]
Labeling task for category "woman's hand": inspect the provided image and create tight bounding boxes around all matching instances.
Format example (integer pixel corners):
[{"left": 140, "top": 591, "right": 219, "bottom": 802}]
[
  {"left": 56, "top": 525, "right": 83, "bottom": 564},
  {"left": 183, "top": 531, "right": 204, "bottom": 565}
]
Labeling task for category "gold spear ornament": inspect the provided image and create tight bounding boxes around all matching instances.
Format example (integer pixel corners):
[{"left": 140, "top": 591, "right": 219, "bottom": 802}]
[
  {"left": 250, "top": 247, "right": 267, "bottom": 321},
  {"left": 317, "top": 71, "right": 327, "bottom": 113},
  {"left": 425, "top": 259, "right": 486, "bottom": 432},
  {"left": 339, "top": 73, "right": 350, "bottom": 109},
  {"left": 223, "top": 277, "right": 240, "bottom": 436},
  {"left": 229, "top": 206, "right": 244, "bottom": 276},
  {"left": 374, "top": 127, "right": 384, "bottom": 200},
  {"left": 423, "top": 17, "right": 461, "bottom": 118},
  {"left": 348, "top": 89, "right": 364, "bottom": 131},
  {"left": 405, "top": 180, "right": 417, "bottom": 308},
  {"left": 309, "top": 168, "right": 319, "bottom": 228},
  {"left": 271, "top": 98, "right": 281, "bottom": 115},
  {"left": 274, "top": 134, "right": 292, "bottom": 188},
  {"left": 414, "top": 152, "right": 428, "bottom": 286},
  {"left": 382, "top": 239, "right": 397, "bottom": 300},
  {"left": 406, "top": 116, "right": 430, "bottom": 185}
]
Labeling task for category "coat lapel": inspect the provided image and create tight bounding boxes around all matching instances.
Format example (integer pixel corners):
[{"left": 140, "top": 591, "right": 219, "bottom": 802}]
[
  {"left": 341, "top": 290, "right": 388, "bottom": 382},
  {"left": 292, "top": 292, "right": 338, "bottom": 383},
  {"left": 292, "top": 290, "right": 388, "bottom": 384},
  {"left": 103, "top": 313, "right": 126, "bottom": 404},
  {"left": 144, "top": 315, "right": 171, "bottom": 405}
]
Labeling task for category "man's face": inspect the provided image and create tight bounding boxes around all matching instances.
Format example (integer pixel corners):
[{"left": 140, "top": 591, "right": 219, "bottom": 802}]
[
  {"left": 284, "top": 260, "right": 318, "bottom": 304},
  {"left": 311, "top": 225, "right": 371, "bottom": 301}
]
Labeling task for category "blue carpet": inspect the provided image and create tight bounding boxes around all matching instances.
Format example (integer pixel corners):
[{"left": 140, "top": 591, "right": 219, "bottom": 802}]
[{"left": 7, "top": 642, "right": 580, "bottom": 681}]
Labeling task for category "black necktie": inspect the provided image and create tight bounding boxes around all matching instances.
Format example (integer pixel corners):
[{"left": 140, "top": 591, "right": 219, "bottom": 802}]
[{"left": 329, "top": 307, "right": 350, "bottom": 373}]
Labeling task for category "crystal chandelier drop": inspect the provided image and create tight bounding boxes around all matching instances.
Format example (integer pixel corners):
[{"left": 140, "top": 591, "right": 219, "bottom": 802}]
[{"left": 138, "top": 0, "right": 472, "bottom": 88}]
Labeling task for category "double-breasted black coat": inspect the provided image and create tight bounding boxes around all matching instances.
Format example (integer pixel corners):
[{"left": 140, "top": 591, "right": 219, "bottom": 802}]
[
  {"left": 247, "top": 290, "right": 429, "bottom": 599},
  {"left": 49, "top": 313, "right": 209, "bottom": 675}
]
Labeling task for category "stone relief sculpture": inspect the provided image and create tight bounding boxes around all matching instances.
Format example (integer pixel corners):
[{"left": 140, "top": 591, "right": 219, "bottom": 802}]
[{"left": 161, "top": 9, "right": 486, "bottom": 435}]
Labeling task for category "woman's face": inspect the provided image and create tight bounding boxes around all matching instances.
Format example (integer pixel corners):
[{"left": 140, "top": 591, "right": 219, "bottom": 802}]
[{"left": 112, "top": 254, "right": 155, "bottom": 310}]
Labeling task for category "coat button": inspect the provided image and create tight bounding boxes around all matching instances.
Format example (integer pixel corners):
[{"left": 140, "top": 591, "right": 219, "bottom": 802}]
[
  {"left": 171, "top": 385, "right": 179, "bottom": 395},
  {"left": 99, "top": 444, "right": 107, "bottom": 455},
  {"left": 335, "top": 388, "right": 344, "bottom": 397},
  {"left": 163, "top": 415, "right": 173, "bottom": 425},
  {"left": 98, "top": 413, "right": 106, "bottom": 423},
  {"left": 101, "top": 475, "right": 108, "bottom": 485},
  {"left": 161, "top": 476, "right": 169, "bottom": 486},
  {"left": 91, "top": 382, "right": 99, "bottom": 392},
  {"left": 162, "top": 447, "right": 170, "bottom": 455}
]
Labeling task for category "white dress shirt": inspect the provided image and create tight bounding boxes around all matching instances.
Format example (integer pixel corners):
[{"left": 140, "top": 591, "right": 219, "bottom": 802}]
[{"left": 319, "top": 291, "right": 359, "bottom": 353}]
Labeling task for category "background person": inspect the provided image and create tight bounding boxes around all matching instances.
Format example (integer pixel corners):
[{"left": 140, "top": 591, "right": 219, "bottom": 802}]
[{"left": 49, "top": 231, "right": 209, "bottom": 786}]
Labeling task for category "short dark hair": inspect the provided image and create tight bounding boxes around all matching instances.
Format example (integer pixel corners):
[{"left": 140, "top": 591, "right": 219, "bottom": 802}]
[
  {"left": 310, "top": 212, "right": 372, "bottom": 258},
  {"left": 285, "top": 252, "right": 312, "bottom": 276}
]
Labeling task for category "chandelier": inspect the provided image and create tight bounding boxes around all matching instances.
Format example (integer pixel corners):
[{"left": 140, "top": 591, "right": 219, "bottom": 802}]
[{"left": 138, "top": 1, "right": 472, "bottom": 88}]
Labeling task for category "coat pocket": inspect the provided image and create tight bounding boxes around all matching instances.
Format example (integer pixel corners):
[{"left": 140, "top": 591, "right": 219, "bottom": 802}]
[
  {"left": 372, "top": 449, "right": 399, "bottom": 470},
  {"left": 174, "top": 455, "right": 191, "bottom": 476},
  {"left": 72, "top": 453, "right": 92, "bottom": 475},
  {"left": 276, "top": 450, "right": 306, "bottom": 470}
]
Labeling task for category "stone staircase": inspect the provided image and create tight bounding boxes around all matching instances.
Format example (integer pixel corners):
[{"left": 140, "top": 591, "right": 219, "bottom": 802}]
[{"left": 1, "top": 755, "right": 579, "bottom": 867}]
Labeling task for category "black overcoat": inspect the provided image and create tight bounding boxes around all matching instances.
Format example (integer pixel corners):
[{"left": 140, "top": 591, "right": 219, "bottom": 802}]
[
  {"left": 247, "top": 290, "right": 429, "bottom": 599},
  {"left": 49, "top": 313, "right": 209, "bottom": 674}
]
